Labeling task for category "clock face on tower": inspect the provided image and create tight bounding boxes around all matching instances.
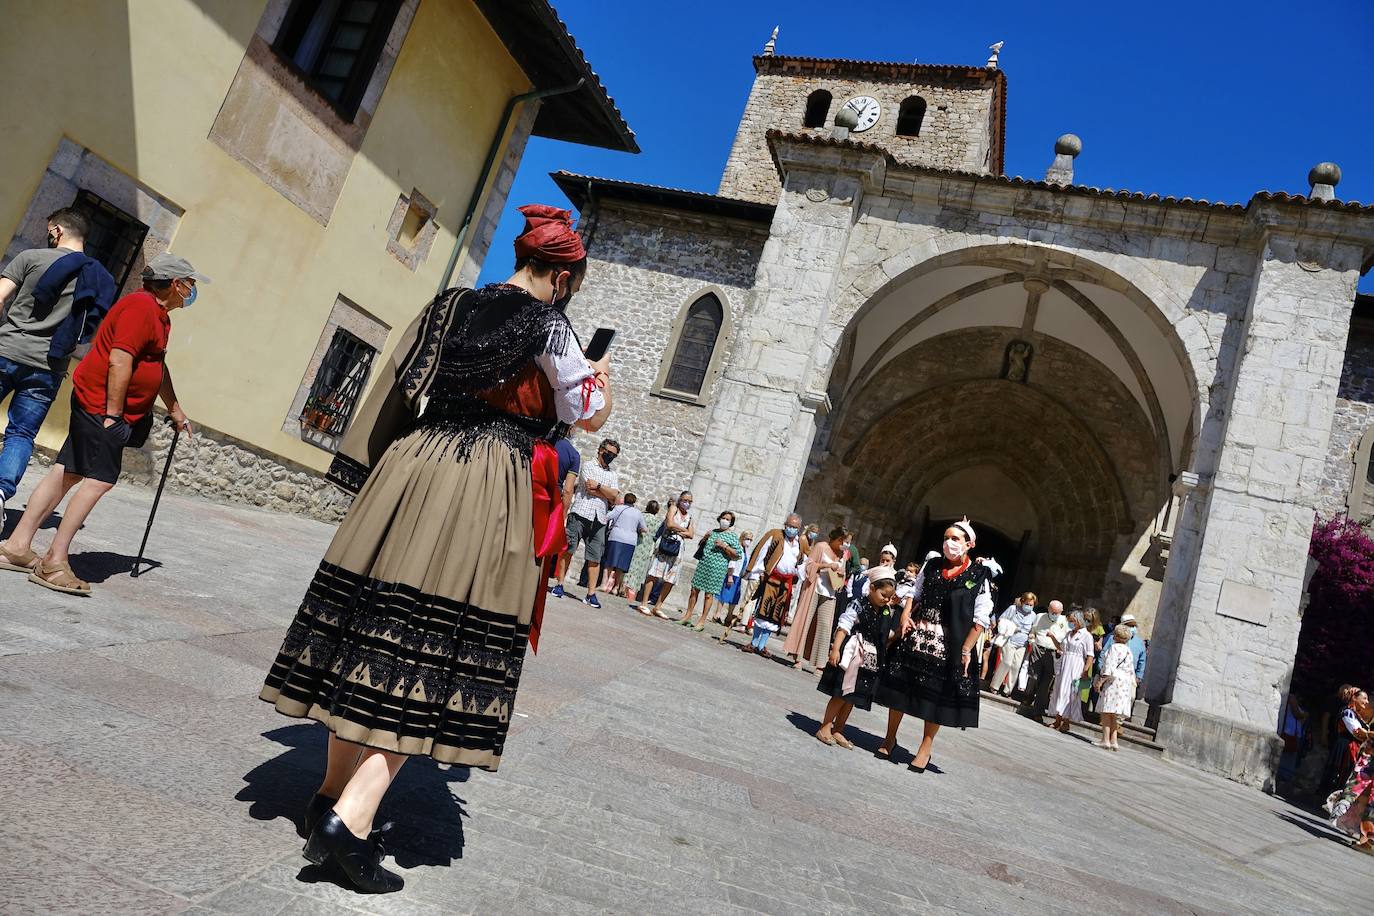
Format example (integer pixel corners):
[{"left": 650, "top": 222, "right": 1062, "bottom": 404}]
[{"left": 841, "top": 95, "right": 881, "bottom": 132}]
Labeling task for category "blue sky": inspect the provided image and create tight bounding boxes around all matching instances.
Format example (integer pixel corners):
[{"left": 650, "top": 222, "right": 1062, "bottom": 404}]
[{"left": 479, "top": 0, "right": 1374, "bottom": 291}]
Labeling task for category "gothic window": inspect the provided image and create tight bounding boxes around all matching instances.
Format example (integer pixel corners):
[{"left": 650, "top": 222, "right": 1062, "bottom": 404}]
[
  {"left": 273, "top": 0, "right": 401, "bottom": 120},
  {"left": 1349, "top": 424, "right": 1374, "bottom": 522},
  {"left": 662, "top": 293, "right": 725, "bottom": 398},
  {"left": 896, "top": 96, "right": 927, "bottom": 137},
  {"left": 803, "top": 90, "right": 833, "bottom": 128}
]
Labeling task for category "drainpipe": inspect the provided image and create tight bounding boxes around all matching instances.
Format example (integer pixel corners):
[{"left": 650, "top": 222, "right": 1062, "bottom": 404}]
[{"left": 438, "top": 78, "right": 586, "bottom": 294}]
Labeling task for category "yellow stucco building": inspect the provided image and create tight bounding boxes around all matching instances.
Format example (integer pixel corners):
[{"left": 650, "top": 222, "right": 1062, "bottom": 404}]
[{"left": 0, "top": 0, "right": 634, "bottom": 518}]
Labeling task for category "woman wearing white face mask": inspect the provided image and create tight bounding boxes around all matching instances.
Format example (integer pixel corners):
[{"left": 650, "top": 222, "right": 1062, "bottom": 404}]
[
  {"left": 681, "top": 511, "right": 742, "bottom": 630},
  {"left": 639, "top": 491, "right": 696, "bottom": 618},
  {"left": 873, "top": 518, "right": 994, "bottom": 773}
]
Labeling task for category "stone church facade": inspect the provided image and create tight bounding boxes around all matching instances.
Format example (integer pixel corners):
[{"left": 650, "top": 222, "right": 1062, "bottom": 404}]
[{"left": 558, "top": 42, "right": 1374, "bottom": 787}]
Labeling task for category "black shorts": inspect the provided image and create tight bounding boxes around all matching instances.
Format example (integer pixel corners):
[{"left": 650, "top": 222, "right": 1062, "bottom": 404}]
[{"left": 56, "top": 399, "right": 131, "bottom": 484}]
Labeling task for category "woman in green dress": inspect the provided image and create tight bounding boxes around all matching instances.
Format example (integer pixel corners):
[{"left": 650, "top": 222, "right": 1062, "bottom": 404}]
[
  {"left": 624, "top": 499, "right": 660, "bottom": 603},
  {"left": 682, "top": 511, "right": 742, "bottom": 630}
]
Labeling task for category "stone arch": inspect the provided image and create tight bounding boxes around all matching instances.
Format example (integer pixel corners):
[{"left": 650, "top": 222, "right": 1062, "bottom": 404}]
[
  {"left": 819, "top": 240, "right": 1205, "bottom": 473},
  {"left": 820, "top": 241, "right": 1209, "bottom": 455}
]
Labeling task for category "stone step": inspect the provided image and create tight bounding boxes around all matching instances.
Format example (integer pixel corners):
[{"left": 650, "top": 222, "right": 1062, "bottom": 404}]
[{"left": 979, "top": 689, "right": 1164, "bottom": 755}]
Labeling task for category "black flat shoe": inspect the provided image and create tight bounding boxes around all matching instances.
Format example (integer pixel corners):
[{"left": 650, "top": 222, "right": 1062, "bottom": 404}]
[
  {"left": 305, "top": 812, "right": 403, "bottom": 894},
  {"left": 908, "top": 762, "right": 926, "bottom": 773},
  {"left": 301, "top": 793, "right": 336, "bottom": 838}
]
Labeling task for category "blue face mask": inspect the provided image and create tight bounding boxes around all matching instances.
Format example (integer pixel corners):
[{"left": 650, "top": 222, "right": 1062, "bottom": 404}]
[
  {"left": 784, "top": 526, "right": 799, "bottom": 539},
  {"left": 181, "top": 282, "right": 197, "bottom": 308}
]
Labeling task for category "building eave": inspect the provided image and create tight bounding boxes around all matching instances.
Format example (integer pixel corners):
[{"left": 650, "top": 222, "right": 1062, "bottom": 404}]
[
  {"left": 473, "top": 0, "right": 638, "bottom": 153},
  {"left": 551, "top": 171, "right": 776, "bottom": 224}
]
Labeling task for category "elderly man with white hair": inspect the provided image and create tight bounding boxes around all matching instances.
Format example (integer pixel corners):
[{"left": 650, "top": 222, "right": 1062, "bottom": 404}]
[{"left": 1020, "top": 598, "right": 1069, "bottom": 723}]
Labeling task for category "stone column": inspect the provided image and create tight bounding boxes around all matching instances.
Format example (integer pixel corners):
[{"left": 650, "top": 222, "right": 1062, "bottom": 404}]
[
  {"left": 1153, "top": 205, "right": 1370, "bottom": 787},
  {"left": 688, "top": 141, "right": 884, "bottom": 540}
]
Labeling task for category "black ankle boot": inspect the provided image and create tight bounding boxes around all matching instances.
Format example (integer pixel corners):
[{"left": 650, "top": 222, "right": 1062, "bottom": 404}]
[
  {"left": 306, "top": 811, "right": 404, "bottom": 893},
  {"left": 301, "top": 793, "right": 336, "bottom": 838}
]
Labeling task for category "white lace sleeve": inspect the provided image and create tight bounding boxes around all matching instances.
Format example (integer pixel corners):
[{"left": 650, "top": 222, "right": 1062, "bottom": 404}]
[
  {"left": 536, "top": 334, "right": 605, "bottom": 424},
  {"left": 974, "top": 579, "right": 993, "bottom": 629}
]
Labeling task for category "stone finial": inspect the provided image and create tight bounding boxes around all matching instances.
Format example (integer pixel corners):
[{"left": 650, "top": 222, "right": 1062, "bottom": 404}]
[
  {"left": 986, "top": 40, "right": 1004, "bottom": 69},
  {"left": 1045, "top": 133, "right": 1081, "bottom": 185},
  {"left": 762, "top": 26, "right": 779, "bottom": 57},
  {"left": 1308, "top": 161, "right": 1341, "bottom": 201},
  {"left": 832, "top": 105, "right": 859, "bottom": 140}
]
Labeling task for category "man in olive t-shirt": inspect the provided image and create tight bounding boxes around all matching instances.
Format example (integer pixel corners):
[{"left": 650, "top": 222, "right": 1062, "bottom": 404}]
[{"left": 0, "top": 208, "right": 92, "bottom": 521}]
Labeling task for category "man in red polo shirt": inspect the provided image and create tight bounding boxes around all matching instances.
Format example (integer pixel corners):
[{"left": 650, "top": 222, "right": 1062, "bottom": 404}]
[{"left": 0, "top": 253, "right": 204, "bottom": 595}]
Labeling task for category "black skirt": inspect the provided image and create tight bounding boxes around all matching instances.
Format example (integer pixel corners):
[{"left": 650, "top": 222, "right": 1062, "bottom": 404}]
[
  {"left": 816, "top": 633, "right": 881, "bottom": 711},
  {"left": 874, "top": 625, "right": 981, "bottom": 728}
]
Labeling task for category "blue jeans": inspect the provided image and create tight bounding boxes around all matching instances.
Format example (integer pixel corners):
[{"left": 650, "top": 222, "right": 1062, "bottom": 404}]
[{"left": 0, "top": 355, "right": 63, "bottom": 500}]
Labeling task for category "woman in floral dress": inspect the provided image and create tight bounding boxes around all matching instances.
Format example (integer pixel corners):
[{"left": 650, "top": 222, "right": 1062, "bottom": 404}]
[
  {"left": 1095, "top": 625, "right": 1138, "bottom": 751},
  {"left": 682, "top": 511, "right": 742, "bottom": 630}
]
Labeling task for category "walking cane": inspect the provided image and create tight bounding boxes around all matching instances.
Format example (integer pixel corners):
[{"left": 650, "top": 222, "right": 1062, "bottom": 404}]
[{"left": 131, "top": 420, "right": 181, "bottom": 578}]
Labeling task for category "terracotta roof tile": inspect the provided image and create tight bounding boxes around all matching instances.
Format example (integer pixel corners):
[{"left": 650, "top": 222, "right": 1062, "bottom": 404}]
[{"left": 551, "top": 171, "right": 775, "bottom": 223}]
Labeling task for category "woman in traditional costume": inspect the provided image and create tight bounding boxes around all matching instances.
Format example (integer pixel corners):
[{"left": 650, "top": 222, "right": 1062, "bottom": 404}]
[
  {"left": 258, "top": 206, "right": 611, "bottom": 893},
  {"left": 873, "top": 519, "right": 993, "bottom": 773},
  {"left": 1326, "top": 732, "right": 1374, "bottom": 851},
  {"left": 815, "top": 565, "right": 898, "bottom": 749},
  {"left": 784, "top": 526, "right": 849, "bottom": 669}
]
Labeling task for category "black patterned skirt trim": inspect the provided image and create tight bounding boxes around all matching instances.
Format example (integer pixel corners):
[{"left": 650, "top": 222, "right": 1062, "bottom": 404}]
[{"left": 261, "top": 561, "right": 530, "bottom": 770}]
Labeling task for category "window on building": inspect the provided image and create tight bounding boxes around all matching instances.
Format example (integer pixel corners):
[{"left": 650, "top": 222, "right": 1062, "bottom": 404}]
[
  {"left": 663, "top": 294, "right": 724, "bottom": 396},
  {"left": 273, "top": 0, "right": 400, "bottom": 120},
  {"left": 71, "top": 189, "right": 149, "bottom": 292},
  {"left": 896, "top": 96, "right": 927, "bottom": 137},
  {"left": 803, "top": 90, "right": 833, "bottom": 128},
  {"left": 300, "top": 328, "right": 377, "bottom": 437}
]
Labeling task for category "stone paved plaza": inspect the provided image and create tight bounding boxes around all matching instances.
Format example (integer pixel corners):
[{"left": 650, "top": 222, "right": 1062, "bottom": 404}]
[{"left": 1, "top": 480, "right": 1371, "bottom": 915}]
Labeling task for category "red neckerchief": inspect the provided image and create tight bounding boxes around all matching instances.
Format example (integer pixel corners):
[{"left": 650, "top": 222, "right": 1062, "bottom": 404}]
[{"left": 941, "top": 556, "right": 971, "bottom": 580}]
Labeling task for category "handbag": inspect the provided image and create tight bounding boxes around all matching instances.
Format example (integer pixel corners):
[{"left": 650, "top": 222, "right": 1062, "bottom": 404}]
[
  {"left": 658, "top": 532, "right": 682, "bottom": 558},
  {"left": 694, "top": 532, "right": 711, "bottom": 561}
]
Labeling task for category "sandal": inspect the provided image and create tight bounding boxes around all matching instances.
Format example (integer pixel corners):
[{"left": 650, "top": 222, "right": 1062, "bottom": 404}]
[
  {"left": 0, "top": 540, "right": 39, "bottom": 573},
  {"left": 28, "top": 559, "right": 91, "bottom": 596},
  {"left": 874, "top": 745, "right": 893, "bottom": 760}
]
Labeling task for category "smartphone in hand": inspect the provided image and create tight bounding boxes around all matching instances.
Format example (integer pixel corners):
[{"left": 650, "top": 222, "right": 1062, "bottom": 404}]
[{"left": 584, "top": 327, "right": 616, "bottom": 361}]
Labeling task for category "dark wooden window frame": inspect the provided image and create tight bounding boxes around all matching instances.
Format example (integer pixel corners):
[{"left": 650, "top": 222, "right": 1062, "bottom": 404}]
[
  {"left": 272, "top": 0, "right": 400, "bottom": 122},
  {"left": 662, "top": 294, "right": 725, "bottom": 398},
  {"left": 300, "top": 327, "right": 377, "bottom": 437},
  {"left": 71, "top": 189, "right": 149, "bottom": 292}
]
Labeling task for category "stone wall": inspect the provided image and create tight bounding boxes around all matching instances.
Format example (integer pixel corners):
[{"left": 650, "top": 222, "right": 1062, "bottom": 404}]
[
  {"left": 119, "top": 416, "right": 351, "bottom": 523},
  {"left": 564, "top": 201, "right": 769, "bottom": 505},
  {"left": 1318, "top": 321, "right": 1374, "bottom": 520},
  {"left": 719, "top": 70, "right": 998, "bottom": 204}
]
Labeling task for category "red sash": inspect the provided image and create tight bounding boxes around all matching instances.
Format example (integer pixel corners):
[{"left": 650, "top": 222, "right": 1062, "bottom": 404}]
[{"left": 529, "top": 439, "right": 567, "bottom": 654}]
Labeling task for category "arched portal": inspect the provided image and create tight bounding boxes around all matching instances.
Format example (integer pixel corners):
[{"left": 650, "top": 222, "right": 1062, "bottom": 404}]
[{"left": 797, "top": 245, "right": 1199, "bottom": 627}]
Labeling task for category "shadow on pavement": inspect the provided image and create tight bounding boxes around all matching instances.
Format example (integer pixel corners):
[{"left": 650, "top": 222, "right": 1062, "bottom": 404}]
[
  {"left": 238, "top": 723, "right": 472, "bottom": 880},
  {"left": 1274, "top": 809, "right": 1348, "bottom": 846},
  {"left": 71, "top": 550, "right": 161, "bottom": 582}
]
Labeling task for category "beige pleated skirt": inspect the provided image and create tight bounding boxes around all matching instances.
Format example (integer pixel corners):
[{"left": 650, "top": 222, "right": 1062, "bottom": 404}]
[{"left": 260, "top": 427, "right": 537, "bottom": 770}]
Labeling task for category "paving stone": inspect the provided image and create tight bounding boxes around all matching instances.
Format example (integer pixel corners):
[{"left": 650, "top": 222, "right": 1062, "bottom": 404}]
[{"left": 0, "top": 480, "right": 1371, "bottom": 914}]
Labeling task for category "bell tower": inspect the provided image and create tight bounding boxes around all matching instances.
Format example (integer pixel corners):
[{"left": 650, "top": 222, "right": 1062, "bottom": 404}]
[{"left": 717, "top": 34, "right": 1007, "bottom": 204}]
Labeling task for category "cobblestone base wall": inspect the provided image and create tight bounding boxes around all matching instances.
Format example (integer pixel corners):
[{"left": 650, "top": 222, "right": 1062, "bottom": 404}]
[{"left": 118, "top": 418, "right": 351, "bottom": 523}]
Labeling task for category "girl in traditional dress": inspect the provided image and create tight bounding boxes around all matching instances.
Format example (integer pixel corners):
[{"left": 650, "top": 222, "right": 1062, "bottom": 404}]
[
  {"left": 1095, "top": 625, "right": 1138, "bottom": 751},
  {"left": 784, "top": 526, "right": 850, "bottom": 669},
  {"left": 682, "top": 511, "right": 742, "bottom": 630},
  {"left": 1050, "top": 610, "right": 1094, "bottom": 732},
  {"left": 874, "top": 519, "right": 994, "bottom": 773},
  {"left": 258, "top": 206, "right": 612, "bottom": 893},
  {"left": 815, "top": 565, "right": 898, "bottom": 748},
  {"left": 1326, "top": 732, "right": 1374, "bottom": 851}
]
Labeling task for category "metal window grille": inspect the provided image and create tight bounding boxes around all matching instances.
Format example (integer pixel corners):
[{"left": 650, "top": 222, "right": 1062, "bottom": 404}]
[
  {"left": 72, "top": 189, "right": 149, "bottom": 292},
  {"left": 274, "top": 0, "right": 399, "bottom": 120},
  {"left": 300, "top": 329, "right": 376, "bottom": 437},
  {"left": 664, "top": 294, "right": 724, "bottom": 396}
]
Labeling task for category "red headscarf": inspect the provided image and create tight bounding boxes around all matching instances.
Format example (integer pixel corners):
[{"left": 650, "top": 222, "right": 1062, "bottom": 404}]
[{"left": 513, "top": 204, "right": 586, "bottom": 264}]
